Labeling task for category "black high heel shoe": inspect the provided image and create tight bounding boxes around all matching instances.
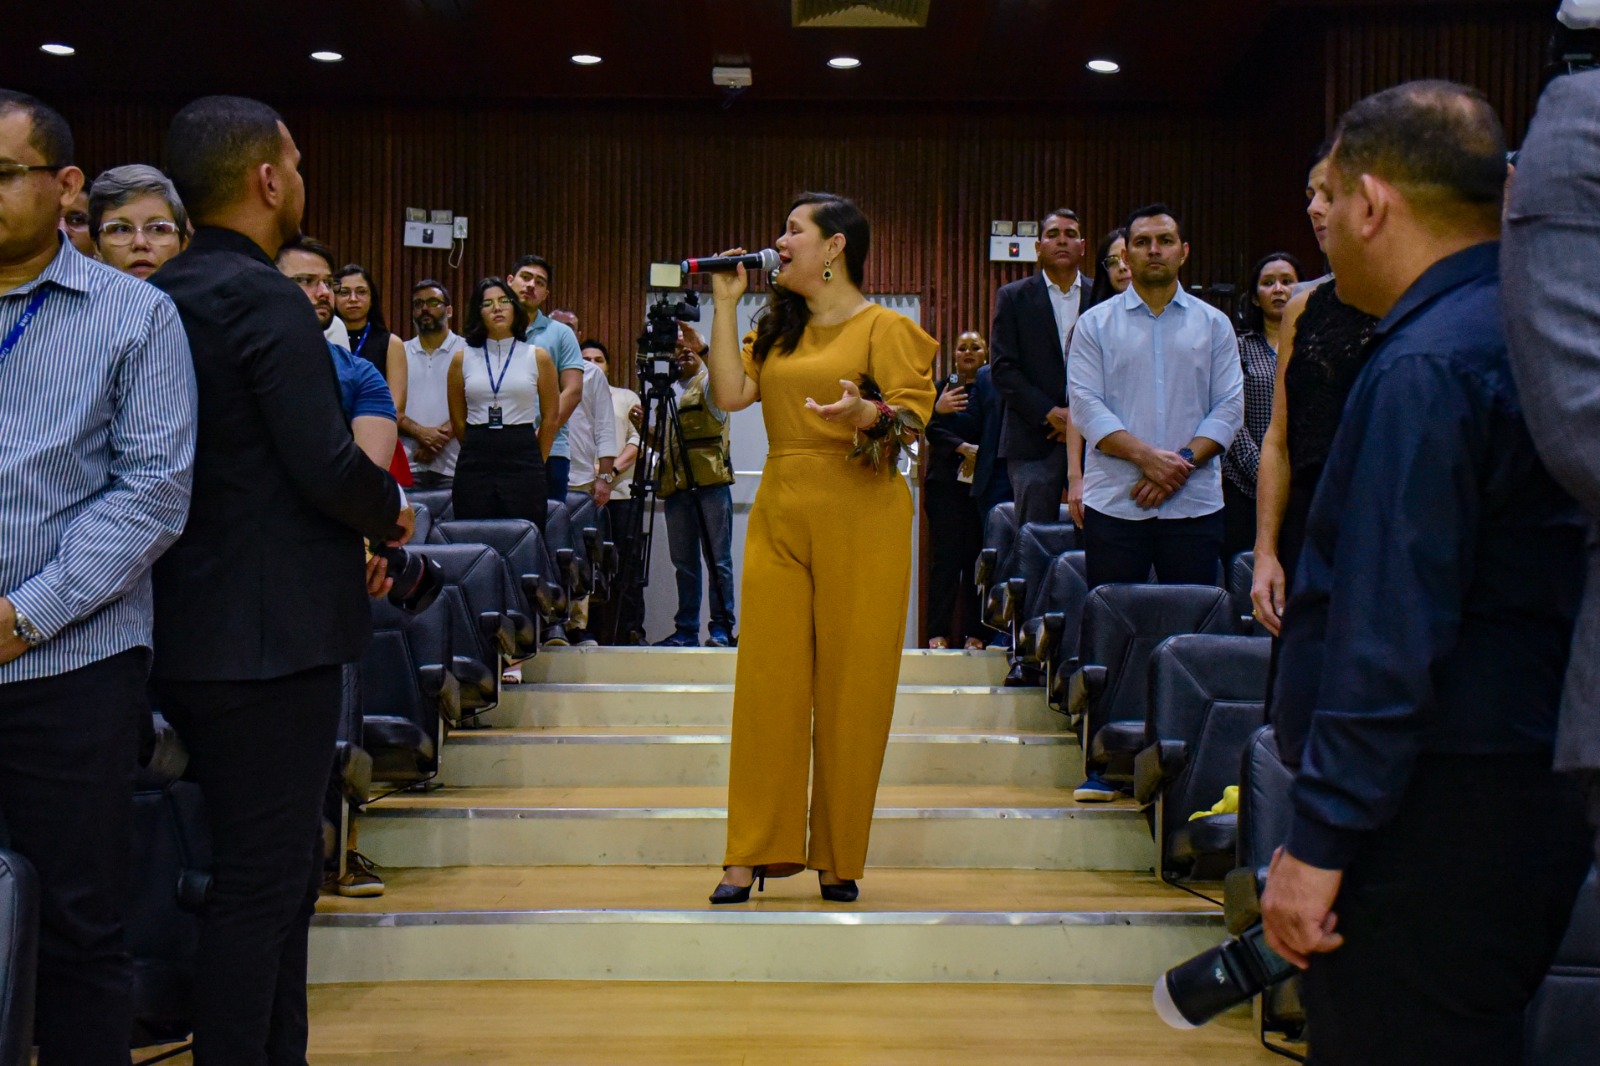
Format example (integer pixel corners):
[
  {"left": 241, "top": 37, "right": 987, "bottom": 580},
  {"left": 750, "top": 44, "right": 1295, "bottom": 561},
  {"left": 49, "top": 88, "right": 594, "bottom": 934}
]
[
  {"left": 818, "top": 873, "right": 859, "bottom": 903},
  {"left": 709, "top": 865, "right": 767, "bottom": 905}
]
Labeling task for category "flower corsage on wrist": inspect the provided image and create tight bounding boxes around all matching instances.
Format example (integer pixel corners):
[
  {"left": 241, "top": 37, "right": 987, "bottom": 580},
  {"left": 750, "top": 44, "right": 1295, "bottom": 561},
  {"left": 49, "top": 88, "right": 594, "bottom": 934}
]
[{"left": 847, "top": 373, "right": 924, "bottom": 473}]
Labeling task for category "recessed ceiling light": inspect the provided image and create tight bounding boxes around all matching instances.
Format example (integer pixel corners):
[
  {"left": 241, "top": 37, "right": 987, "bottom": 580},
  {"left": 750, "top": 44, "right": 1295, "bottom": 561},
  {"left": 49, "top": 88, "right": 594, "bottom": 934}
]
[
  {"left": 311, "top": 50, "right": 344, "bottom": 63},
  {"left": 828, "top": 56, "right": 862, "bottom": 70},
  {"left": 40, "top": 43, "right": 76, "bottom": 57},
  {"left": 571, "top": 54, "right": 603, "bottom": 65},
  {"left": 1086, "top": 59, "right": 1120, "bottom": 74}
]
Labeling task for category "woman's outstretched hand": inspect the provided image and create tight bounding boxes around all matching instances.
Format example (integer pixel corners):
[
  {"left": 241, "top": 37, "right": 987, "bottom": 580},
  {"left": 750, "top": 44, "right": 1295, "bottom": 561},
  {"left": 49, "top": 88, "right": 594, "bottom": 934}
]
[
  {"left": 805, "top": 378, "right": 877, "bottom": 429},
  {"left": 711, "top": 247, "right": 748, "bottom": 304}
]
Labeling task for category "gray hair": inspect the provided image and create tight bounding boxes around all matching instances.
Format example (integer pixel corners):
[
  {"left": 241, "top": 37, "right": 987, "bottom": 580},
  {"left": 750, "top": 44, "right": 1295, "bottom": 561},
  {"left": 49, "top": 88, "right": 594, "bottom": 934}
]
[{"left": 88, "top": 164, "right": 190, "bottom": 240}]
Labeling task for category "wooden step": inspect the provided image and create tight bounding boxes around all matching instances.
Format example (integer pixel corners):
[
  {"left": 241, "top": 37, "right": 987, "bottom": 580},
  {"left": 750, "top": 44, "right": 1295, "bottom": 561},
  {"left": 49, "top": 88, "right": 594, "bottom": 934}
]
[
  {"left": 357, "top": 784, "right": 1152, "bottom": 871},
  {"left": 149, "top": 980, "right": 1280, "bottom": 1064},
  {"left": 437, "top": 726, "right": 1081, "bottom": 788},
  {"left": 309, "top": 867, "right": 1222, "bottom": 984},
  {"left": 523, "top": 645, "right": 1011, "bottom": 687},
  {"left": 489, "top": 683, "right": 1062, "bottom": 731}
]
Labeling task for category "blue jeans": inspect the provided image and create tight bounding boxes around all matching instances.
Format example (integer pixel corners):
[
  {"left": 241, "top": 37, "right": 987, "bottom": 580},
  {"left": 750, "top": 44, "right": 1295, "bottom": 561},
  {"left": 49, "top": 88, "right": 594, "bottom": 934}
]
[
  {"left": 664, "top": 485, "right": 736, "bottom": 633},
  {"left": 545, "top": 455, "right": 571, "bottom": 501}
]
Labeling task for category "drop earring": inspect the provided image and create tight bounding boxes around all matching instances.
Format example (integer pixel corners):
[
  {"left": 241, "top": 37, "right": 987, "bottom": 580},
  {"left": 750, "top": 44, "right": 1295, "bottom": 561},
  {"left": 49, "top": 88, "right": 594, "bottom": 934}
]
[{"left": 823, "top": 258, "right": 834, "bottom": 283}]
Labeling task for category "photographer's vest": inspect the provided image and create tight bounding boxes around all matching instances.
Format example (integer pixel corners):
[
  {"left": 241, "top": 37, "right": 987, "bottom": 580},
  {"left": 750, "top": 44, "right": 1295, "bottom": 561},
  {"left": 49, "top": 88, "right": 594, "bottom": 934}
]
[{"left": 659, "top": 372, "right": 734, "bottom": 497}]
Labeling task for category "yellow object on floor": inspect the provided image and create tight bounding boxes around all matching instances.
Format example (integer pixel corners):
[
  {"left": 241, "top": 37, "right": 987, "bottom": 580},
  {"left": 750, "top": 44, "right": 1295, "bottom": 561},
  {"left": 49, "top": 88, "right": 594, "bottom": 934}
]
[{"left": 1189, "top": 785, "right": 1238, "bottom": 822}]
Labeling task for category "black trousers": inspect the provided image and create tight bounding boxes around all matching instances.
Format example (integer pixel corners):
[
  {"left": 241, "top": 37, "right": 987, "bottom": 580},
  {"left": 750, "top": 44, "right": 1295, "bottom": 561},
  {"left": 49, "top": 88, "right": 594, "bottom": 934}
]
[
  {"left": 1303, "top": 752, "right": 1592, "bottom": 1066},
  {"left": 0, "top": 648, "right": 145, "bottom": 1066},
  {"left": 593, "top": 497, "right": 646, "bottom": 644},
  {"left": 1008, "top": 447, "right": 1067, "bottom": 529},
  {"left": 153, "top": 665, "right": 341, "bottom": 1066},
  {"left": 1081, "top": 507, "right": 1224, "bottom": 588},
  {"left": 1220, "top": 477, "right": 1257, "bottom": 570},
  {"left": 923, "top": 478, "right": 983, "bottom": 642},
  {"left": 453, "top": 423, "right": 548, "bottom": 529}
]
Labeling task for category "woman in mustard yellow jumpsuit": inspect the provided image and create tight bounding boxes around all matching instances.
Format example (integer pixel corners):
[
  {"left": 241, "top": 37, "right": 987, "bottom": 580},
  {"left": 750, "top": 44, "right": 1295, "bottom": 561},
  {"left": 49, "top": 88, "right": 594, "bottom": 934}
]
[{"left": 704, "top": 193, "right": 937, "bottom": 903}]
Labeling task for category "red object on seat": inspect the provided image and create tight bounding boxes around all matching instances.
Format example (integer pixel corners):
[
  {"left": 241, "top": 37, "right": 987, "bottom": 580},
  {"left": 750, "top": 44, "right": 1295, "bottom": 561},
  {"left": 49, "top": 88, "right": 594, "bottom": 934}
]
[{"left": 388, "top": 441, "right": 413, "bottom": 487}]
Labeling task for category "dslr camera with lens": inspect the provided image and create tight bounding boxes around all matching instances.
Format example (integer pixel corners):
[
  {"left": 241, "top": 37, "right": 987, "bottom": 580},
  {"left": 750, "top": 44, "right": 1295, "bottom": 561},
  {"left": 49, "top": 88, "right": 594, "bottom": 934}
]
[{"left": 368, "top": 541, "right": 443, "bottom": 614}]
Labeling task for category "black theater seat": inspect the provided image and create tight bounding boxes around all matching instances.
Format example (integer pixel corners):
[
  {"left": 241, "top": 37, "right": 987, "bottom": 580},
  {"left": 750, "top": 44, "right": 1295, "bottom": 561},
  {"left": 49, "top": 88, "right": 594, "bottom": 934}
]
[
  {"left": 1223, "top": 724, "right": 1306, "bottom": 1050},
  {"left": 1526, "top": 870, "right": 1600, "bottom": 1066},
  {"left": 1067, "top": 584, "right": 1234, "bottom": 785},
  {"left": 1227, "top": 551, "right": 1267, "bottom": 635},
  {"left": 409, "top": 501, "right": 434, "bottom": 544},
  {"left": 1133, "top": 634, "right": 1271, "bottom": 883},
  {"left": 433, "top": 517, "right": 566, "bottom": 628},
  {"left": 408, "top": 488, "right": 453, "bottom": 524},
  {"left": 985, "top": 521, "right": 1079, "bottom": 638},
  {"left": 0, "top": 846, "right": 37, "bottom": 1066},
  {"left": 974, "top": 504, "right": 1074, "bottom": 643},
  {"left": 1014, "top": 552, "right": 1090, "bottom": 706},
  {"left": 415, "top": 542, "right": 536, "bottom": 667},
  {"left": 564, "top": 491, "right": 617, "bottom": 604},
  {"left": 128, "top": 713, "right": 210, "bottom": 1050},
  {"left": 362, "top": 593, "right": 460, "bottom": 782}
]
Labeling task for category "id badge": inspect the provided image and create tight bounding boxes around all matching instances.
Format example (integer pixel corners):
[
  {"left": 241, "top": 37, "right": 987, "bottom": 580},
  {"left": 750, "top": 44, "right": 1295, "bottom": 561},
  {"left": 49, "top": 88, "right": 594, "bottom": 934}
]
[{"left": 487, "top": 404, "right": 503, "bottom": 428}]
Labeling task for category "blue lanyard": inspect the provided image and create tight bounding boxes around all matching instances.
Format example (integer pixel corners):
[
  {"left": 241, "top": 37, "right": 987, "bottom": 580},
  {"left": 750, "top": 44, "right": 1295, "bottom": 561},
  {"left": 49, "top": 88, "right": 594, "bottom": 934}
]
[
  {"left": 0, "top": 288, "right": 50, "bottom": 374},
  {"left": 484, "top": 340, "right": 516, "bottom": 397},
  {"left": 350, "top": 323, "right": 372, "bottom": 360}
]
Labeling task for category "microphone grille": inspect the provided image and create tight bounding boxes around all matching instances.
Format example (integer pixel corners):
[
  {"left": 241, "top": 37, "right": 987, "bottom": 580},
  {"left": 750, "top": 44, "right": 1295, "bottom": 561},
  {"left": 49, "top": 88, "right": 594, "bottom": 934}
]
[{"left": 758, "top": 248, "right": 781, "bottom": 272}]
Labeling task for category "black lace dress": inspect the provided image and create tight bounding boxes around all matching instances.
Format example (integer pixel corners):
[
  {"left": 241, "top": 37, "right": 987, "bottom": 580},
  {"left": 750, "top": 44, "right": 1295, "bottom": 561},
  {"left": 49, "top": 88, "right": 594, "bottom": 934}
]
[{"left": 1278, "top": 280, "right": 1379, "bottom": 589}]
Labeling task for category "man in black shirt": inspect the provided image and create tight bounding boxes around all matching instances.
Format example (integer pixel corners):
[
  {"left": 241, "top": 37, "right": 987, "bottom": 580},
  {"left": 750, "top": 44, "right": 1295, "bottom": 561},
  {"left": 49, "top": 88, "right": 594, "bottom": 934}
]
[
  {"left": 149, "top": 96, "right": 405, "bottom": 1066},
  {"left": 1261, "top": 81, "right": 1592, "bottom": 1065}
]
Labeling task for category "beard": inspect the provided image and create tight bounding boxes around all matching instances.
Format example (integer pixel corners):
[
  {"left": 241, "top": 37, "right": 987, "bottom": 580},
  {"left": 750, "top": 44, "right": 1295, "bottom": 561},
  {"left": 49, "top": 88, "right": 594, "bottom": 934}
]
[{"left": 415, "top": 313, "right": 440, "bottom": 332}]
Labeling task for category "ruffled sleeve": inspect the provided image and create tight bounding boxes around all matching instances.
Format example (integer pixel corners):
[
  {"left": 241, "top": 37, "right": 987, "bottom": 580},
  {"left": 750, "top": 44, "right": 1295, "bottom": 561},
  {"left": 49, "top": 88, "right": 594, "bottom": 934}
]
[{"left": 870, "top": 310, "right": 938, "bottom": 427}]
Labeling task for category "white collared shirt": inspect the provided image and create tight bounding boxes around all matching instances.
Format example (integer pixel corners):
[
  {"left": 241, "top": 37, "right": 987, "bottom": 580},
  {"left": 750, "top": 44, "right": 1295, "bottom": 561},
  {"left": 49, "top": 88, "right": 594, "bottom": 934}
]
[
  {"left": 402, "top": 330, "right": 466, "bottom": 475},
  {"left": 1043, "top": 270, "right": 1084, "bottom": 357}
]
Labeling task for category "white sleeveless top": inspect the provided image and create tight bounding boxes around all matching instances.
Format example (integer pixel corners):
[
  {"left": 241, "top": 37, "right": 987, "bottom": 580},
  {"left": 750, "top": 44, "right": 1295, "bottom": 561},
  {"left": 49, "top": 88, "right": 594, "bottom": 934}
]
[{"left": 461, "top": 338, "right": 541, "bottom": 426}]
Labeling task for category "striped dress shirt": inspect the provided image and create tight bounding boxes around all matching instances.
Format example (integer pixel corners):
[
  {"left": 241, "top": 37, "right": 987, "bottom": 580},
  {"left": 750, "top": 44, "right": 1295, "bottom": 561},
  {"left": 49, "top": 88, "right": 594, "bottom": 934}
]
[{"left": 0, "top": 238, "right": 197, "bottom": 683}]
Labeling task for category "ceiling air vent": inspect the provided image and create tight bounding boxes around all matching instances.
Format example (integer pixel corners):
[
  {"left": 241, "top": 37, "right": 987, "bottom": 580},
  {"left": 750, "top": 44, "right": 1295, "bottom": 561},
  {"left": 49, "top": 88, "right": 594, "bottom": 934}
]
[{"left": 792, "top": 1, "right": 930, "bottom": 29}]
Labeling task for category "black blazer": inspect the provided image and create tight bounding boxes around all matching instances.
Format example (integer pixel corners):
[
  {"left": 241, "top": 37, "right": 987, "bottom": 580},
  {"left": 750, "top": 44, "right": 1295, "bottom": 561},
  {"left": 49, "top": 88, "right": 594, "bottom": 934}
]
[
  {"left": 989, "top": 273, "right": 1093, "bottom": 462},
  {"left": 150, "top": 227, "right": 402, "bottom": 682},
  {"left": 925, "top": 377, "right": 983, "bottom": 485}
]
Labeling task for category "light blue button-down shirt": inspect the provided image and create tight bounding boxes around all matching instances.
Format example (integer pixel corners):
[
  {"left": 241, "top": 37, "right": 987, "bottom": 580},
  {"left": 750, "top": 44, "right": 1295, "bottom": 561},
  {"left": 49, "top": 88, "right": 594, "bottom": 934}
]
[
  {"left": 1, "top": 239, "right": 197, "bottom": 681},
  {"left": 526, "top": 309, "right": 585, "bottom": 459},
  {"left": 1067, "top": 284, "right": 1243, "bottom": 521}
]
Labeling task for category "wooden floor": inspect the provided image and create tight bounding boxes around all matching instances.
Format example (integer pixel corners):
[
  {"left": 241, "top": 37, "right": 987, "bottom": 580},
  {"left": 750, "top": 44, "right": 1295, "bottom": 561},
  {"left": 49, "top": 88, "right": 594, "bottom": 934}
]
[
  {"left": 372, "top": 783, "right": 1142, "bottom": 810},
  {"left": 314, "top": 866, "right": 1220, "bottom": 915},
  {"left": 144, "top": 982, "right": 1280, "bottom": 1065}
]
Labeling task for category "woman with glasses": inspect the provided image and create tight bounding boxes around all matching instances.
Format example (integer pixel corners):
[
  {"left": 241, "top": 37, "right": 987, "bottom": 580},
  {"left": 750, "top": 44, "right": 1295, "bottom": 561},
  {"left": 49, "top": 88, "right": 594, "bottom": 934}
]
[
  {"left": 334, "top": 264, "right": 407, "bottom": 407},
  {"left": 87, "top": 164, "right": 188, "bottom": 278},
  {"left": 1221, "top": 251, "right": 1302, "bottom": 566},
  {"left": 1087, "top": 227, "right": 1131, "bottom": 308},
  {"left": 447, "top": 278, "right": 559, "bottom": 527}
]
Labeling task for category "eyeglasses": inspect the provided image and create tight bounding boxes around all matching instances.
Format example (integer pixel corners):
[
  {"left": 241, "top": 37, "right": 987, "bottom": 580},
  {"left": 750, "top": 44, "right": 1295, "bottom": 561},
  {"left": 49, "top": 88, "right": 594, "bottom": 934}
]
[
  {"left": 1102, "top": 255, "right": 1126, "bottom": 270},
  {"left": 99, "top": 219, "right": 181, "bottom": 245},
  {"left": 480, "top": 296, "right": 516, "bottom": 310},
  {"left": 412, "top": 297, "right": 446, "bottom": 310},
  {"left": 288, "top": 273, "right": 334, "bottom": 291},
  {"left": 61, "top": 211, "right": 90, "bottom": 231},
  {"left": 0, "top": 162, "right": 64, "bottom": 184},
  {"left": 334, "top": 287, "right": 370, "bottom": 299}
]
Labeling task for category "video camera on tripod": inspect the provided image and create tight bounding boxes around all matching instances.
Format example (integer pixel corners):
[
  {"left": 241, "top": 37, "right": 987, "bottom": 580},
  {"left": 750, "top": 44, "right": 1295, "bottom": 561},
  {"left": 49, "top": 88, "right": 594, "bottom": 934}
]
[{"left": 637, "top": 289, "right": 700, "bottom": 397}]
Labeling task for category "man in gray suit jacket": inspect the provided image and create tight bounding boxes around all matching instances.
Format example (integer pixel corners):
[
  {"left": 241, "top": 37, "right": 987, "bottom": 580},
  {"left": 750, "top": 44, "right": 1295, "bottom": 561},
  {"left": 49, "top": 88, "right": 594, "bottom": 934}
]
[{"left": 1503, "top": 66, "right": 1600, "bottom": 870}]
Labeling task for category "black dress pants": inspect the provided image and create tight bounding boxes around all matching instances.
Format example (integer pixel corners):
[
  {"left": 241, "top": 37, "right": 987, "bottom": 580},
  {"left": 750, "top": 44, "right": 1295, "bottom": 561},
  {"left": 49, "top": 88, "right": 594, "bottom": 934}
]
[
  {"left": 452, "top": 423, "right": 548, "bottom": 529},
  {"left": 0, "top": 648, "right": 146, "bottom": 1066},
  {"left": 1220, "top": 477, "right": 1257, "bottom": 570},
  {"left": 153, "top": 665, "right": 341, "bottom": 1066},
  {"left": 923, "top": 478, "right": 983, "bottom": 641},
  {"left": 1303, "top": 752, "right": 1592, "bottom": 1066},
  {"left": 1081, "top": 507, "right": 1224, "bottom": 589}
]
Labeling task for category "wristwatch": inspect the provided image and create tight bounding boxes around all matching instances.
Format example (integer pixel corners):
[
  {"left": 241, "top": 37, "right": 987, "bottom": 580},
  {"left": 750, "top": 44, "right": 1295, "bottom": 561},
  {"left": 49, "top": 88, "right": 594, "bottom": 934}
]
[
  {"left": 11, "top": 611, "right": 44, "bottom": 647},
  {"left": 1178, "top": 447, "right": 1197, "bottom": 465}
]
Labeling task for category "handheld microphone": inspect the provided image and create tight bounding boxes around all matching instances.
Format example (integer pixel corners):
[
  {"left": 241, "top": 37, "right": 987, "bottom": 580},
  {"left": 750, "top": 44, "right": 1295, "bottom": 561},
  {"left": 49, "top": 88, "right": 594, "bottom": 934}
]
[{"left": 681, "top": 248, "right": 780, "bottom": 275}]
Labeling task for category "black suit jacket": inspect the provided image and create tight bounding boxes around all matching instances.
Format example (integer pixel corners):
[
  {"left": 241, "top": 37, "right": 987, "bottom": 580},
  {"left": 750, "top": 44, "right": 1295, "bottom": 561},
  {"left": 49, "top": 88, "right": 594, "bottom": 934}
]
[
  {"left": 989, "top": 273, "right": 1092, "bottom": 461},
  {"left": 149, "top": 227, "right": 401, "bottom": 681}
]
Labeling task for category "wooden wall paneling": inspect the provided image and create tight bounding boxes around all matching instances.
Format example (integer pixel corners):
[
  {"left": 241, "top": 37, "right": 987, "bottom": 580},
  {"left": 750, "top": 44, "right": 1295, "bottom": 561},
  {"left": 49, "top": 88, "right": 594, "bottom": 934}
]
[{"left": 1322, "top": 6, "right": 1547, "bottom": 141}]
